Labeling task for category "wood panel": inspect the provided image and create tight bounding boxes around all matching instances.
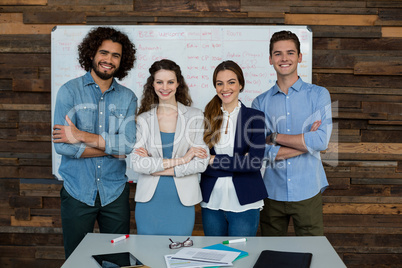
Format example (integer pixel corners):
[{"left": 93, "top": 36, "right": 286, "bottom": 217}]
[
  {"left": 134, "top": 0, "right": 240, "bottom": 12},
  {"left": 354, "top": 58, "right": 402, "bottom": 75},
  {"left": 23, "top": 11, "right": 86, "bottom": 24},
  {"left": 1, "top": 0, "right": 47, "bottom": 4},
  {"left": 382, "top": 26, "right": 402, "bottom": 37},
  {"left": 285, "top": 14, "right": 378, "bottom": 26},
  {"left": 0, "top": 13, "right": 54, "bottom": 34}
]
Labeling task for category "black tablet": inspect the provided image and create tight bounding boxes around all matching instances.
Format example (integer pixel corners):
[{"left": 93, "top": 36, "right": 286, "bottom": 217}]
[{"left": 92, "top": 252, "right": 144, "bottom": 267}]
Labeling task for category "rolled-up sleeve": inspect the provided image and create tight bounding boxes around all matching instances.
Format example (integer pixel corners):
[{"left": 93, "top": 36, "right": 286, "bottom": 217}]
[
  {"left": 303, "top": 89, "right": 332, "bottom": 154},
  {"left": 53, "top": 85, "right": 86, "bottom": 159},
  {"left": 102, "top": 95, "right": 137, "bottom": 156}
]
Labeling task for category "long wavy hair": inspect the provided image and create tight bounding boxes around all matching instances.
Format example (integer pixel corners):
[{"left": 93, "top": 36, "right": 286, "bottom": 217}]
[
  {"left": 203, "top": 60, "right": 245, "bottom": 148},
  {"left": 137, "top": 59, "right": 192, "bottom": 115},
  {"left": 78, "top": 27, "right": 136, "bottom": 80}
]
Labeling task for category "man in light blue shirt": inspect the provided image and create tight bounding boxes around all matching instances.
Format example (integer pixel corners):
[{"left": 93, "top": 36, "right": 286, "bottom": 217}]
[
  {"left": 252, "top": 30, "right": 332, "bottom": 236},
  {"left": 52, "top": 27, "right": 137, "bottom": 258}
]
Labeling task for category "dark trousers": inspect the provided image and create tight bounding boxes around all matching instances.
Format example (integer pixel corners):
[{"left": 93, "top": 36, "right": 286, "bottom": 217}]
[
  {"left": 260, "top": 192, "right": 324, "bottom": 236},
  {"left": 60, "top": 183, "right": 130, "bottom": 259}
]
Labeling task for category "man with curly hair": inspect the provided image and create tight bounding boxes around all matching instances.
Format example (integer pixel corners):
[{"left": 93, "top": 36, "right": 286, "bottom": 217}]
[{"left": 52, "top": 27, "right": 137, "bottom": 259}]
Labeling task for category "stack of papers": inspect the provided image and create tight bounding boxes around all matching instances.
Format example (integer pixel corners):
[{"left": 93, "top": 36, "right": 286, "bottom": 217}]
[{"left": 165, "top": 247, "right": 241, "bottom": 268}]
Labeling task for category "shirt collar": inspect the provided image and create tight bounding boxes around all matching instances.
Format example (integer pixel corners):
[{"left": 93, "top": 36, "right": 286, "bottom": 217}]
[
  {"left": 273, "top": 77, "right": 303, "bottom": 95},
  {"left": 221, "top": 100, "right": 241, "bottom": 116},
  {"left": 83, "top": 71, "right": 117, "bottom": 92}
]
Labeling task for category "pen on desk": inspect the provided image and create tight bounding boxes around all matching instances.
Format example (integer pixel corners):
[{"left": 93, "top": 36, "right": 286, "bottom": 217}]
[
  {"left": 222, "top": 238, "right": 247, "bottom": 244},
  {"left": 111, "top": 234, "right": 130, "bottom": 243}
]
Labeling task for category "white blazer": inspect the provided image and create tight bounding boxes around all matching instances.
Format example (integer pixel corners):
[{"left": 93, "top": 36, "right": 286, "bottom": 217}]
[{"left": 130, "top": 102, "right": 209, "bottom": 206}]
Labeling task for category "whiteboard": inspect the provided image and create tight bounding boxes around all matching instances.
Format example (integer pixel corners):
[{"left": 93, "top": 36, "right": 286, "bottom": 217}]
[{"left": 51, "top": 25, "right": 312, "bottom": 180}]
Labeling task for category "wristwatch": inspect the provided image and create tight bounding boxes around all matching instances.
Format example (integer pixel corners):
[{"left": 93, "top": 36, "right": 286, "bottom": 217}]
[{"left": 271, "top": 132, "right": 278, "bottom": 146}]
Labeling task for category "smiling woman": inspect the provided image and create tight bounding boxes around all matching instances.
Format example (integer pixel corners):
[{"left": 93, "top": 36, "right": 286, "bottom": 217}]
[
  {"left": 129, "top": 59, "right": 210, "bottom": 236},
  {"left": 200, "top": 60, "right": 268, "bottom": 237}
]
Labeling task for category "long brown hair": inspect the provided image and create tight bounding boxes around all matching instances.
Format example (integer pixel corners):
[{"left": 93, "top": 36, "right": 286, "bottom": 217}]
[
  {"left": 137, "top": 59, "right": 192, "bottom": 115},
  {"left": 203, "top": 60, "right": 245, "bottom": 148}
]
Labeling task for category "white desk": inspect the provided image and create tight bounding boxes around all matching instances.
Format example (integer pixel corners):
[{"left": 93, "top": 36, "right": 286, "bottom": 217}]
[{"left": 62, "top": 233, "right": 346, "bottom": 268}]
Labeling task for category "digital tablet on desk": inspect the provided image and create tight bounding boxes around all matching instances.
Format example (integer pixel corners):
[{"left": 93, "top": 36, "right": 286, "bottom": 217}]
[{"left": 92, "top": 252, "right": 145, "bottom": 268}]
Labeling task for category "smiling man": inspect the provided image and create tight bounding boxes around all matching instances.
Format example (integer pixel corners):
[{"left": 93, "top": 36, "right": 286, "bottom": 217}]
[
  {"left": 252, "top": 30, "right": 333, "bottom": 237},
  {"left": 52, "top": 27, "right": 137, "bottom": 259}
]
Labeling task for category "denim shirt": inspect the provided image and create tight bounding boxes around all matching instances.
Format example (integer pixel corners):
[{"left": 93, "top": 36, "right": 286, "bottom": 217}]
[
  {"left": 54, "top": 72, "right": 137, "bottom": 206},
  {"left": 252, "top": 78, "right": 332, "bottom": 202}
]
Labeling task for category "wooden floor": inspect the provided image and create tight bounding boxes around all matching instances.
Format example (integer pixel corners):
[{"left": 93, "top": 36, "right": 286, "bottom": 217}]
[{"left": 0, "top": 0, "right": 401, "bottom": 267}]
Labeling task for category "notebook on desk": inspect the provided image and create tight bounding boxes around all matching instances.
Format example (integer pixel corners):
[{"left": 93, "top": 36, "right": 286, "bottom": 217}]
[
  {"left": 202, "top": 243, "right": 249, "bottom": 268},
  {"left": 253, "top": 249, "right": 312, "bottom": 268}
]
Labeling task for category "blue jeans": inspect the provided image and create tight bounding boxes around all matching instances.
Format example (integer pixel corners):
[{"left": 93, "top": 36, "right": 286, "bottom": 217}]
[{"left": 202, "top": 208, "right": 260, "bottom": 236}]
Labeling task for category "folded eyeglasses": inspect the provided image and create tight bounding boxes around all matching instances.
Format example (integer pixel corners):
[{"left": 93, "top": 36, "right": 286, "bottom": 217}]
[{"left": 168, "top": 237, "right": 193, "bottom": 249}]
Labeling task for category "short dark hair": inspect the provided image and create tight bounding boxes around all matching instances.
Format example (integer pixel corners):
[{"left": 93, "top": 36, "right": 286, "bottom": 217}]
[
  {"left": 78, "top": 27, "right": 136, "bottom": 80},
  {"left": 269, "top": 30, "right": 301, "bottom": 56}
]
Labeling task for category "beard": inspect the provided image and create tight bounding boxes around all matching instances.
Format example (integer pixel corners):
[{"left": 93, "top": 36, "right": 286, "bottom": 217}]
[{"left": 92, "top": 60, "right": 119, "bottom": 80}]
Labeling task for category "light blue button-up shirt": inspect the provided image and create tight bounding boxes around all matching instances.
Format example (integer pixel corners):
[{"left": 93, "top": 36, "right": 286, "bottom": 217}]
[
  {"left": 54, "top": 72, "right": 137, "bottom": 206},
  {"left": 252, "top": 78, "right": 332, "bottom": 202}
]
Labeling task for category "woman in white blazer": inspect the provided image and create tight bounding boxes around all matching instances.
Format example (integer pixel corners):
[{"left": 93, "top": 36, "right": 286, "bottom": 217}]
[{"left": 130, "top": 59, "right": 209, "bottom": 236}]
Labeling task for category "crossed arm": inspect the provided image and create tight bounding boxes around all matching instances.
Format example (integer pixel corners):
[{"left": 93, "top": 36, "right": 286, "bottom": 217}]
[
  {"left": 268, "top": 120, "right": 322, "bottom": 160},
  {"left": 134, "top": 146, "right": 208, "bottom": 176},
  {"left": 53, "top": 115, "right": 123, "bottom": 158}
]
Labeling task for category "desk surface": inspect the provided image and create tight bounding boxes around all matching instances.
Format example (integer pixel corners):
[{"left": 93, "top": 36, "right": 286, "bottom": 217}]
[{"left": 62, "top": 233, "right": 346, "bottom": 268}]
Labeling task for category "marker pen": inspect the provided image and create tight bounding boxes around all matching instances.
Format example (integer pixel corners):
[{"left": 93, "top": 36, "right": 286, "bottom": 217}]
[
  {"left": 111, "top": 234, "right": 130, "bottom": 243},
  {"left": 222, "top": 238, "right": 247, "bottom": 244}
]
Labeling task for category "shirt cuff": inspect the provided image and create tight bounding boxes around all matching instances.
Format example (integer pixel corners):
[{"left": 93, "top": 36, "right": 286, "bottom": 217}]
[
  {"left": 74, "top": 143, "right": 87, "bottom": 158},
  {"left": 265, "top": 144, "right": 280, "bottom": 162},
  {"left": 303, "top": 131, "right": 315, "bottom": 154},
  {"left": 101, "top": 132, "right": 111, "bottom": 155}
]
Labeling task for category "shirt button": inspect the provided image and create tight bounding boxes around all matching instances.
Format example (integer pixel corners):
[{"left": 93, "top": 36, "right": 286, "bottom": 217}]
[
  {"left": 287, "top": 112, "right": 290, "bottom": 115},
  {"left": 288, "top": 179, "right": 291, "bottom": 181},
  {"left": 100, "top": 125, "right": 102, "bottom": 128},
  {"left": 100, "top": 112, "right": 103, "bottom": 115},
  {"left": 288, "top": 162, "right": 291, "bottom": 165},
  {"left": 98, "top": 166, "right": 100, "bottom": 168},
  {"left": 287, "top": 129, "right": 290, "bottom": 132},
  {"left": 286, "top": 96, "right": 289, "bottom": 99},
  {"left": 97, "top": 178, "right": 100, "bottom": 181}
]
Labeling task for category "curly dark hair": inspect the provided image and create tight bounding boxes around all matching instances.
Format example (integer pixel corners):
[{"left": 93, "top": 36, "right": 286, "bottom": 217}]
[
  {"left": 137, "top": 59, "right": 192, "bottom": 115},
  {"left": 78, "top": 27, "right": 136, "bottom": 80}
]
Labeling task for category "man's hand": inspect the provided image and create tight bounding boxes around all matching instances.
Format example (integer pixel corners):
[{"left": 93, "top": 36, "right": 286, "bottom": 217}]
[
  {"left": 53, "top": 115, "right": 82, "bottom": 144},
  {"left": 310, "top": 120, "right": 321, "bottom": 132}
]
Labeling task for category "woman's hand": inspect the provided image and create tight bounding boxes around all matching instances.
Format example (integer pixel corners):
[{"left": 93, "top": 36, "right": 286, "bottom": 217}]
[
  {"left": 209, "top": 155, "right": 216, "bottom": 165},
  {"left": 135, "top": 147, "right": 150, "bottom": 157},
  {"left": 183, "top": 147, "right": 208, "bottom": 163}
]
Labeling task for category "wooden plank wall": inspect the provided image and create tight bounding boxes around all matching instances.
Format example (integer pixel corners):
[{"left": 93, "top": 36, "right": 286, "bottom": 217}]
[{"left": 0, "top": 0, "right": 401, "bottom": 267}]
